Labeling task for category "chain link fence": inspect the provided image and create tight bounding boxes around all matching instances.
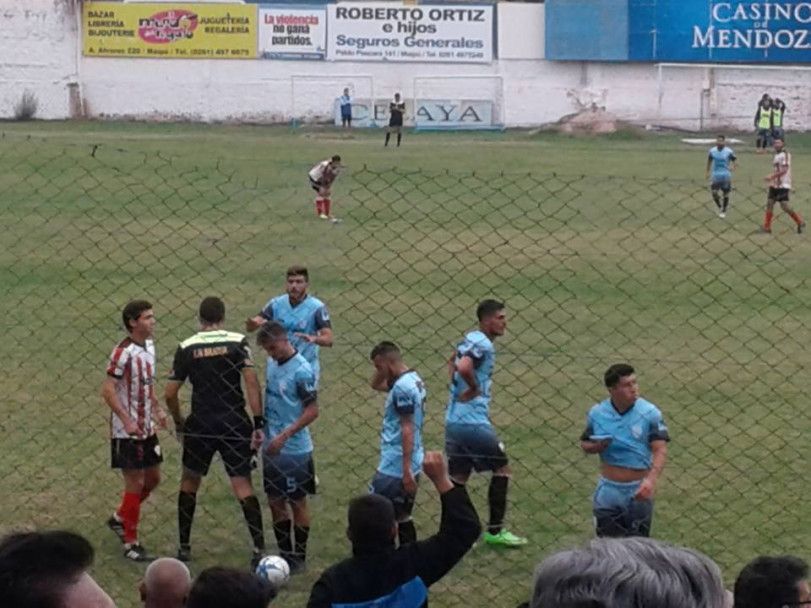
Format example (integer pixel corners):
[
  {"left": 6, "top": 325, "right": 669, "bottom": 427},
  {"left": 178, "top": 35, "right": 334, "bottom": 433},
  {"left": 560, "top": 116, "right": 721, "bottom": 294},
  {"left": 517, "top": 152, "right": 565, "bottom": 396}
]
[{"left": 1, "top": 133, "right": 810, "bottom": 607}]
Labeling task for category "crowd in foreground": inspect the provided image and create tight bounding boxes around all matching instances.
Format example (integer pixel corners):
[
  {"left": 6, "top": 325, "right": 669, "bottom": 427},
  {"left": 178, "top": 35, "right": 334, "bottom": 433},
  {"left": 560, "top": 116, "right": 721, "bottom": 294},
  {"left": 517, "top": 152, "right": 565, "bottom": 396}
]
[{"left": 2, "top": 451, "right": 809, "bottom": 608}]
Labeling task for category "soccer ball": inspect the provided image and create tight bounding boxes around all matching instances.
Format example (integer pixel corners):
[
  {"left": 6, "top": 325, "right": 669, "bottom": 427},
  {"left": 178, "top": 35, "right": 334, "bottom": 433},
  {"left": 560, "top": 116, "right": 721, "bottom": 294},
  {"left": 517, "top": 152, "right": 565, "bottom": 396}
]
[{"left": 255, "top": 555, "right": 290, "bottom": 587}]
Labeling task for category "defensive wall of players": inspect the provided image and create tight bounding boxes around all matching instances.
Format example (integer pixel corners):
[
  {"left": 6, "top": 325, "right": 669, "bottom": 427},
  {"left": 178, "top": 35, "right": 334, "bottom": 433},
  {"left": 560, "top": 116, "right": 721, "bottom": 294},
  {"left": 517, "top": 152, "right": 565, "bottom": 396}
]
[{"left": 4, "top": 0, "right": 811, "bottom": 129}]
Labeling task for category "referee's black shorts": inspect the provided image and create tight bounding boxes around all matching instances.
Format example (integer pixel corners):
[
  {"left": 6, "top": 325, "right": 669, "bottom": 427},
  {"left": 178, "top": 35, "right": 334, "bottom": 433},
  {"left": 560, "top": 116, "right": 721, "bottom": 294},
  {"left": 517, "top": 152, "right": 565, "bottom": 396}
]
[{"left": 182, "top": 414, "right": 254, "bottom": 478}]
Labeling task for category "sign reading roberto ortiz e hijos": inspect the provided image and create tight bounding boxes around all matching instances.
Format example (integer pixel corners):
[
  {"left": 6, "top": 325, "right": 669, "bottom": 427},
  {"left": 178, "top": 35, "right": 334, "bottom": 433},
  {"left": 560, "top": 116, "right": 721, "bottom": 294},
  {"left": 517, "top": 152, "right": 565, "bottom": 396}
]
[
  {"left": 326, "top": 3, "right": 494, "bottom": 63},
  {"left": 83, "top": 2, "right": 257, "bottom": 58}
]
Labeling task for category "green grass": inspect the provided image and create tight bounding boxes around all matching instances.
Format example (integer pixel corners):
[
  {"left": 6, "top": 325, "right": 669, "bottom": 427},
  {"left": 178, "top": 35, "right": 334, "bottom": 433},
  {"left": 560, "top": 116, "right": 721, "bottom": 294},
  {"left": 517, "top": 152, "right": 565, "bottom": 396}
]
[{"left": 1, "top": 122, "right": 811, "bottom": 607}]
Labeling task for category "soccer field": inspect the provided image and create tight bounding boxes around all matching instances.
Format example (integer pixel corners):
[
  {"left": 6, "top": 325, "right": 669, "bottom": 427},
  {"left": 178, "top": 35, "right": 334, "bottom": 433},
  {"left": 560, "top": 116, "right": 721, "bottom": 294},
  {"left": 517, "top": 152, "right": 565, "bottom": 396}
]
[{"left": 1, "top": 122, "right": 811, "bottom": 608}]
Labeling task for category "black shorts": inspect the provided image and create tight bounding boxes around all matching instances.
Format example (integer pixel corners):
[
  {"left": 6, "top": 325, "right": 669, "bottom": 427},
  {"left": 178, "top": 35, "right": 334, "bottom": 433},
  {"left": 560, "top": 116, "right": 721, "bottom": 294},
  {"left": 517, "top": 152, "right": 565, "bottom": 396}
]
[
  {"left": 263, "top": 453, "right": 316, "bottom": 500},
  {"left": 769, "top": 187, "right": 790, "bottom": 203},
  {"left": 310, "top": 177, "right": 323, "bottom": 192},
  {"left": 182, "top": 415, "right": 253, "bottom": 478},
  {"left": 111, "top": 434, "right": 163, "bottom": 470},
  {"left": 445, "top": 424, "right": 509, "bottom": 478}
]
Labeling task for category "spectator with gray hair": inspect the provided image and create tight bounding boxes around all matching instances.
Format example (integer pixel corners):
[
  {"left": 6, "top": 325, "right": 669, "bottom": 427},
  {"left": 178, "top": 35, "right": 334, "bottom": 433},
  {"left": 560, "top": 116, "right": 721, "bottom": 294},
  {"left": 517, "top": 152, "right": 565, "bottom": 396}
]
[
  {"left": 527, "top": 537, "right": 727, "bottom": 608},
  {"left": 139, "top": 557, "right": 191, "bottom": 608}
]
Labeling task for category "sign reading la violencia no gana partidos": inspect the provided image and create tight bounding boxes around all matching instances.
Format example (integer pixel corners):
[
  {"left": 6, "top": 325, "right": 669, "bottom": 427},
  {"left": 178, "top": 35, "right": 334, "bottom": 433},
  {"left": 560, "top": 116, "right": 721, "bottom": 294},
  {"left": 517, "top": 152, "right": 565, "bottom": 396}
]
[
  {"left": 630, "top": 0, "right": 811, "bottom": 62},
  {"left": 326, "top": 3, "right": 494, "bottom": 63}
]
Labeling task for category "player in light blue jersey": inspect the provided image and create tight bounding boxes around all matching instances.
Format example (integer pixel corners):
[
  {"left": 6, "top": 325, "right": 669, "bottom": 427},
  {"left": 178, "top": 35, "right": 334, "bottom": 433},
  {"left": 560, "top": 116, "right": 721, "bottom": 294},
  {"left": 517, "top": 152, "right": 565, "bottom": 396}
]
[
  {"left": 257, "top": 322, "right": 320, "bottom": 575},
  {"left": 246, "top": 265, "right": 333, "bottom": 385},
  {"left": 580, "top": 364, "right": 670, "bottom": 538},
  {"left": 705, "top": 134, "right": 738, "bottom": 218},
  {"left": 446, "top": 299, "right": 527, "bottom": 548},
  {"left": 368, "top": 341, "right": 426, "bottom": 545}
]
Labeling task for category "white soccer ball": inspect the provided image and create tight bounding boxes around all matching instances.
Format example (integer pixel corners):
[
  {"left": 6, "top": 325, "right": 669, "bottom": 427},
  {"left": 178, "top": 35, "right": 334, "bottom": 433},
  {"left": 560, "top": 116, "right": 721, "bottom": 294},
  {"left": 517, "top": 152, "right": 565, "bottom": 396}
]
[{"left": 255, "top": 555, "right": 290, "bottom": 587}]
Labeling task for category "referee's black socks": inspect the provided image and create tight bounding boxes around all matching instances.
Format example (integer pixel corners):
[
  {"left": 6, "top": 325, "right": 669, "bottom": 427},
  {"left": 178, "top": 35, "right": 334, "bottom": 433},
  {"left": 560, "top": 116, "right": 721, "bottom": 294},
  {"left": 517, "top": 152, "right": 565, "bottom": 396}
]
[
  {"left": 240, "top": 495, "right": 265, "bottom": 551},
  {"left": 178, "top": 491, "right": 197, "bottom": 548}
]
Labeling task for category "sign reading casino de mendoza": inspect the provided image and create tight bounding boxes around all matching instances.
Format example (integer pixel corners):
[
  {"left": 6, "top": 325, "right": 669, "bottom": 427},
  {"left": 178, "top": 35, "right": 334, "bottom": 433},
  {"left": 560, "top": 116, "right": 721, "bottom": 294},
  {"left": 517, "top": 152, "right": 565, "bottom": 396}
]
[
  {"left": 83, "top": 2, "right": 257, "bottom": 59},
  {"left": 326, "top": 2, "right": 494, "bottom": 63}
]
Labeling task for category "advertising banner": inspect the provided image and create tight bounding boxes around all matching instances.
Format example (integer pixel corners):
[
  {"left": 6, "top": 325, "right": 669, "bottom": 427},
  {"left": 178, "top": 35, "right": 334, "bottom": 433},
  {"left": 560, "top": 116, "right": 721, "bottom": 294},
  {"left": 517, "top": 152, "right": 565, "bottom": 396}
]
[
  {"left": 83, "top": 2, "right": 257, "bottom": 59},
  {"left": 630, "top": 0, "right": 811, "bottom": 62},
  {"left": 334, "top": 98, "right": 494, "bottom": 128},
  {"left": 546, "top": 0, "right": 811, "bottom": 63},
  {"left": 326, "top": 3, "right": 494, "bottom": 63},
  {"left": 259, "top": 6, "right": 326, "bottom": 59}
]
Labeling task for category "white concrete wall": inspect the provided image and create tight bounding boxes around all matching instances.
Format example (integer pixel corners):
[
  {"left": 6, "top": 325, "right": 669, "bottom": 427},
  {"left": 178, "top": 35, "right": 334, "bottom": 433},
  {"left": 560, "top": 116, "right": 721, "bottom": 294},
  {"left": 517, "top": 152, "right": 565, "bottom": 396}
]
[
  {"left": 3, "top": 0, "right": 811, "bottom": 130},
  {"left": 0, "top": 0, "right": 79, "bottom": 119}
]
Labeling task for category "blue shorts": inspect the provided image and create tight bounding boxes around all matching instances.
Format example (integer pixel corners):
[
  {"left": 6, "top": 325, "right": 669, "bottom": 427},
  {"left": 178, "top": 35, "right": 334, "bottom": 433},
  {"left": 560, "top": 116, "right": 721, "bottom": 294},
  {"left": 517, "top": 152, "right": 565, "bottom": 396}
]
[
  {"left": 592, "top": 477, "right": 653, "bottom": 538},
  {"left": 445, "top": 424, "right": 508, "bottom": 477},
  {"left": 263, "top": 452, "right": 316, "bottom": 500},
  {"left": 772, "top": 127, "right": 785, "bottom": 140},
  {"left": 370, "top": 471, "right": 419, "bottom": 520},
  {"left": 710, "top": 178, "right": 731, "bottom": 192}
]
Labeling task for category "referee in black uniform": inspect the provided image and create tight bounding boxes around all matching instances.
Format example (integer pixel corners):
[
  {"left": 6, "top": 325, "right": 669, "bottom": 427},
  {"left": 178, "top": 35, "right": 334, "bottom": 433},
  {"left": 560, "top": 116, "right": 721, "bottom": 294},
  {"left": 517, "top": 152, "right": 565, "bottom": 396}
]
[
  {"left": 165, "top": 296, "right": 266, "bottom": 569},
  {"left": 385, "top": 93, "right": 406, "bottom": 148}
]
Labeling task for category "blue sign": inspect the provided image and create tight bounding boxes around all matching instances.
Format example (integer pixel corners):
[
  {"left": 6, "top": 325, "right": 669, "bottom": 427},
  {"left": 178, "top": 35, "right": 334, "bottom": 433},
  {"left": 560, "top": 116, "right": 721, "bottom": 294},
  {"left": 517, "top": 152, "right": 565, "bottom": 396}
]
[{"left": 547, "top": 0, "right": 811, "bottom": 63}]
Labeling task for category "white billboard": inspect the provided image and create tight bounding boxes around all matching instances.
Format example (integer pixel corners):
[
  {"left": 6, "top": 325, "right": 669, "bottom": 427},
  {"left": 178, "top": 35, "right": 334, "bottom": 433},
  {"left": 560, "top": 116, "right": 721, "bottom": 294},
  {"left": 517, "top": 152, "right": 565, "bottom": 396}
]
[
  {"left": 327, "top": 3, "right": 494, "bottom": 63},
  {"left": 259, "top": 5, "right": 326, "bottom": 59}
]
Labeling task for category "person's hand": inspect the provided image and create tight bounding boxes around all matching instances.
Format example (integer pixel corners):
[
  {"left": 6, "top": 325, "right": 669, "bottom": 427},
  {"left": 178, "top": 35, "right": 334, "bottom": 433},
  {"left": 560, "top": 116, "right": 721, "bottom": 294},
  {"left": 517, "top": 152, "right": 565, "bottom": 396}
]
[
  {"left": 155, "top": 407, "right": 169, "bottom": 431},
  {"left": 633, "top": 477, "right": 656, "bottom": 501},
  {"left": 124, "top": 418, "right": 139, "bottom": 436},
  {"left": 174, "top": 418, "right": 185, "bottom": 444},
  {"left": 294, "top": 332, "right": 317, "bottom": 344},
  {"left": 402, "top": 469, "right": 418, "bottom": 496},
  {"left": 266, "top": 434, "right": 287, "bottom": 455},
  {"left": 457, "top": 386, "right": 481, "bottom": 402},
  {"left": 245, "top": 317, "right": 264, "bottom": 332},
  {"left": 765, "top": 175, "right": 774, "bottom": 182},
  {"left": 422, "top": 451, "right": 451, "bottom": 491},
  {"left": 251, "top": 429, "right": 265, "bottom": 451}
]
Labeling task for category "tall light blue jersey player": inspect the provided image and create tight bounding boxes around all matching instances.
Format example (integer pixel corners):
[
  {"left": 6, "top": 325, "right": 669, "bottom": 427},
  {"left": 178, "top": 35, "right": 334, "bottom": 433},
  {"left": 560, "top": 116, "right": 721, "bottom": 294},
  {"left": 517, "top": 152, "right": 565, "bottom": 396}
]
[
  {"left": 705, "top": 134, "right": 738, "bottom": 218},
  {"left": 246, "top": 265, "right": 333, "bottom": 385},
  {"left": 445, "top": 299, "right": 527, "bottom": 548},
  {"left": 580, "top": 364, "right": 670, "bottom": 539},
  {"left": 369, "top": 341, "right": 426, "bottom": 544},
  {"left": 256, "top": 322, "right": 320, "bottom": 574}
]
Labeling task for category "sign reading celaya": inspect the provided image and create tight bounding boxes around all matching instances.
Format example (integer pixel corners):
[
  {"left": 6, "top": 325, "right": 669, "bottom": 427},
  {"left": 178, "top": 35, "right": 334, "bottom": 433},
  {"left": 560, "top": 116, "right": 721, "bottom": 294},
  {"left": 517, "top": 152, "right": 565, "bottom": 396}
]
[
  {"left": 326, "top": 2, "right": 494, "bottom": 63},
  {"left": 333, "top": 98, "right": 494, "bottom": 127}
]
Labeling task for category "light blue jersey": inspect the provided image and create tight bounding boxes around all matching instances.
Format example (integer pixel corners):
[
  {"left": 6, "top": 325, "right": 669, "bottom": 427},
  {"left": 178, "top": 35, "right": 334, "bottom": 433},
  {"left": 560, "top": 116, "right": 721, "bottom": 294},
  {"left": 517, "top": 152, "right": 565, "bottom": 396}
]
[
  {"left": 378, "top": 370, "right": 426, "bottom": 477},
  {"left": 446, "top": 330, "right": 495, "bottom": 426},
  {"left": 581, "top": 398, "right": 670, "bottom": 470},
  {"left": 709, "top": 146, "right": 737, "bottom": 180},
  {"left": 260, "top": 294, "right": 330, "bottom": 380},
  {"left": 263, "top": 352, "right": 317, "bottom": 456}
]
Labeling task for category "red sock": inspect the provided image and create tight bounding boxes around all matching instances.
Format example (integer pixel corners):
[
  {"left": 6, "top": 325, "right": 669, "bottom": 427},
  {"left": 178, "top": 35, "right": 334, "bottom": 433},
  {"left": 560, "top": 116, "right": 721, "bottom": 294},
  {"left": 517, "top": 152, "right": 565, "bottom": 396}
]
[
  {"left": 790, "top": 211, "right": 803, "bottom": 226},
  {"left": 315, "top": 200, "right": 323, "bottom": 215},
  {"left": 323, "top": 198, "right": 331, "bottom": 216},
  {"left": 764, "top": 211, "right": 774, "bottom": 230},
  {"left": 119, "top": 492, "right": 141, "bottom": 544}
]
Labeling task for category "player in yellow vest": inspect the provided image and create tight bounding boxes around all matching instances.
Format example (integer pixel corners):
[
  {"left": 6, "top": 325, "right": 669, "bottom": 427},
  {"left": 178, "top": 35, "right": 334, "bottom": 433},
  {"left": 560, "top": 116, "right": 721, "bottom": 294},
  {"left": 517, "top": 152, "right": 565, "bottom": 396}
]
[
  {"left": 754, "top": 95, "right": 773, "bottom": 155},
  {"left": 772, "top": 98, "right": 786, "bottom": 141}
]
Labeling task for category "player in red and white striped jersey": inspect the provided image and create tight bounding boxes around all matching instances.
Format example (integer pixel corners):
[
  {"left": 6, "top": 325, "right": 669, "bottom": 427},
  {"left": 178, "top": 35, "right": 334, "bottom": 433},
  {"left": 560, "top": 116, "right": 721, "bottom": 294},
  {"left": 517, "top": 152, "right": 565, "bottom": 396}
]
[{"left": 101, "top": 299, "right": 167, "bottom": 562}]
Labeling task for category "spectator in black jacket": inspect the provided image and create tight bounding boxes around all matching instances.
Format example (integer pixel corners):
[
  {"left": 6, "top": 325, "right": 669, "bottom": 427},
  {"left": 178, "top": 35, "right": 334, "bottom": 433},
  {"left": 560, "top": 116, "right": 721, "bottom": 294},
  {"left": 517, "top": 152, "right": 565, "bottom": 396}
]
[{"left": 307, "top": 450, "right": 481, "bottom": 607}]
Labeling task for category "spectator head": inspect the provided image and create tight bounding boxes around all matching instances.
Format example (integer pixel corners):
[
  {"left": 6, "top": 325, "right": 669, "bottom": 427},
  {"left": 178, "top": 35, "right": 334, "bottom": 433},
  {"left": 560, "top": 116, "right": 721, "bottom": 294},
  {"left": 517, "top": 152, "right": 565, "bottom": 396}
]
[
  {"left": 187, "top": 567, "right": 276, "bottom": 608},
  {"left": 733, "top": 555, "right": 809, "bottom": 608},
  {"left": 139, "top": 557, "right": 191, "bottom": 608},
  {"left": 347, "top": 493, "right": 397, "bottom": 553},
  {"left": 529, "top": 537, "right": 726, "bottom": 608},
  {"left": 0, "top": 530, "right": 115, "bottom": 608}
]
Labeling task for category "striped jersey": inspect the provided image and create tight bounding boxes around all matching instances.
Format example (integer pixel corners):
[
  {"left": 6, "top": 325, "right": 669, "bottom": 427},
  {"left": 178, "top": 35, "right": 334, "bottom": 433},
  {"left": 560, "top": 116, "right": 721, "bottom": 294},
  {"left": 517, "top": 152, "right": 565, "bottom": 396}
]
[
  {"left": 106, "top": 337, "right": 157, "bottom": 440},
  {"left": 309, "top": 160, "right": 339, "bottom": 185},
  {"left": 772, "top": 151, "right": 792, "bottom": 189}
]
